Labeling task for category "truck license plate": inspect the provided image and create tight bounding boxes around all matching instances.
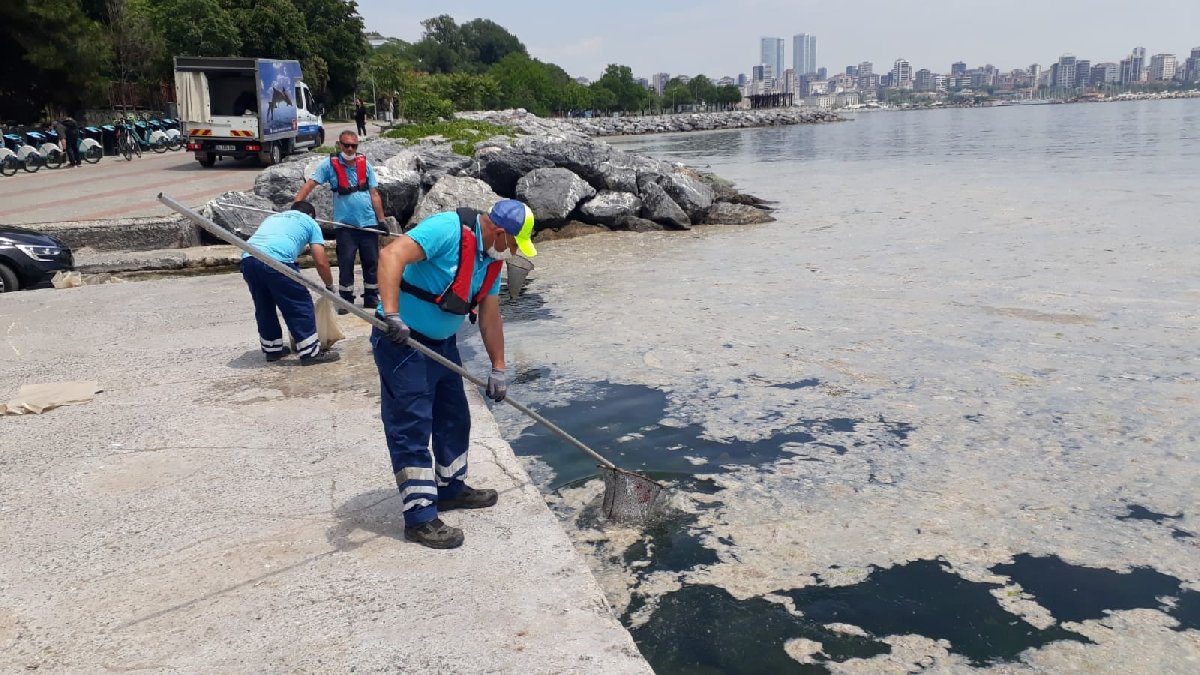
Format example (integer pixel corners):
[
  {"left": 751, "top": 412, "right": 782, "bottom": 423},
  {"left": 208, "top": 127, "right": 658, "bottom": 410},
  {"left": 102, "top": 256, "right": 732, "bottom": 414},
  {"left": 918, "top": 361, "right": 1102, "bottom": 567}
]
[{"left": 215, "top": 144, "right": 236, "bottom": 151}]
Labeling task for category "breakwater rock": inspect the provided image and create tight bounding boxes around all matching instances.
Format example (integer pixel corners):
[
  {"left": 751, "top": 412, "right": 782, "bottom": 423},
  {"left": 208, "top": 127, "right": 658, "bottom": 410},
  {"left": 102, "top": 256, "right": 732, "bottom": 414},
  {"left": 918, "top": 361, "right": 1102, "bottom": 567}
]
[
  {"left": 215, "top": 112, "right": 777, "bottom": 243},
  {"left": 460, "top": 108, "right": 844, "bottom": 137}
]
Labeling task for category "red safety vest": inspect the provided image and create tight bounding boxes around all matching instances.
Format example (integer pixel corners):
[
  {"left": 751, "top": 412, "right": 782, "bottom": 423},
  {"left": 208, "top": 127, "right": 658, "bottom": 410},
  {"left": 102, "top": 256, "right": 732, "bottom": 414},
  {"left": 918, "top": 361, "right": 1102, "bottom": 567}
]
[
  {"left": 330, "top": 154, "right": 370, "bottom": 195},
  {"left": 400, "top": 208, "right": 504, "bottom": 323}
]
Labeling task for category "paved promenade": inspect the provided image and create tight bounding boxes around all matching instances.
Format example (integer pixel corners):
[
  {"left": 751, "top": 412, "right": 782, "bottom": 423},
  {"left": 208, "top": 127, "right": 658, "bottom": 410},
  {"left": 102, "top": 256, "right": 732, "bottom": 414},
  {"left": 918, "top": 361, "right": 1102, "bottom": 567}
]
[{"left": 0, "top": 273, "right": 649, "bottom": 672}]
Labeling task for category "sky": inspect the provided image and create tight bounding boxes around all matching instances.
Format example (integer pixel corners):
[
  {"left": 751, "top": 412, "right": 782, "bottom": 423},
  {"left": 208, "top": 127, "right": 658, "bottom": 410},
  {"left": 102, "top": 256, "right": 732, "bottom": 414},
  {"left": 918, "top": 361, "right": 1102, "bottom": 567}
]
[{"left": 358, "top": 1, "right": 1200, "bottom": 80}]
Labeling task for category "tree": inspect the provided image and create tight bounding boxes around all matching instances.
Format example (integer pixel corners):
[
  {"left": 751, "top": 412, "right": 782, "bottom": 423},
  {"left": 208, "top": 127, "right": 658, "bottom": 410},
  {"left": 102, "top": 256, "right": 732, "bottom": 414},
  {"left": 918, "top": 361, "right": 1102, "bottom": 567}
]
[
  {"left": 592, "top": 64, "right": 647, "bottom": 113},
  {"left": 291, "top": 0, "right": 366, "bottom": 105},
  {"left": 427, "top": 73, "right": 501, "bottom": 111},
  {"left": 0, "top": 0, "right": 113, "bottom": 120},
  {"left": 229, "top": 0, "right": 312, "bottom": 61},
  {"left": 488, "top": 52, "right": 558, "bottom": 115},
  {"left": 413, "top": 14, "right": 466, "bottom": 74},
  {"left": 662, "top": 81, "right": 693, "bottom": 112},
  {"left": 459, "top": 19, "right": 525, "bottom": 73},
  {"left": 148, "top": 0, "right": 239, "bottom": 60},
  {"left": 106, "top": 0, "right": 166, "bottom": 92}
]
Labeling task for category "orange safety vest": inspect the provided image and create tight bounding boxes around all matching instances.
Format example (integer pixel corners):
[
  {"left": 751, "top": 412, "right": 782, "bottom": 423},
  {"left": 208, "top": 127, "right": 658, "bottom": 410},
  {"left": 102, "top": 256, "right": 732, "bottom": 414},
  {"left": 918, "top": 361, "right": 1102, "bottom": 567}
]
[{"left": 329, "top": 154, "right": 370, "bottom": 195}]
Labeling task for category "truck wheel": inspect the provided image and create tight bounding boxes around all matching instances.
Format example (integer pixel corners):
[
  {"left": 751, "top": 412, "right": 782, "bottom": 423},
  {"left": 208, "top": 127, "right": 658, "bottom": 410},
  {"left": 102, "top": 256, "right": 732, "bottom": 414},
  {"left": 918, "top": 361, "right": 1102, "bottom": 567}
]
[
  {"left": 259, "top": 142, "right": 281, "bottom": 166},
  {"left": 198, "top": 154, "right": 216, "bottom": 168},
  {"left": 0, "top": 263, "right": 19, "bottom": 293},
  {"left": 317, "top": 129, "right": 325, "bottom": 148}
]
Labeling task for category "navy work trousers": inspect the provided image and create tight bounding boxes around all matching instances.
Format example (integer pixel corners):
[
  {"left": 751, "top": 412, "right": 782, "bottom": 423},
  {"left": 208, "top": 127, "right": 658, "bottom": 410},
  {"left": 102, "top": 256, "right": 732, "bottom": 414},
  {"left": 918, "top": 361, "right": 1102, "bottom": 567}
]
[
  {"left": 370, "top": 329, "right": 471, "bottom": 527},
  {"left": 336, "top": 227, "right": 379, "bottom": 306},
  {"left": 240, "top": 257, "right": 319, "bottom": 358}
]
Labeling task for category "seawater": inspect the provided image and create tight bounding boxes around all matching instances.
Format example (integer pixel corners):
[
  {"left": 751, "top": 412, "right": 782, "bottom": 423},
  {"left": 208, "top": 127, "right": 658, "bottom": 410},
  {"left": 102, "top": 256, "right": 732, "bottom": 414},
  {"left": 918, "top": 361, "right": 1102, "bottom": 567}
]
[{"left": 465, "top": 100, "right": 1200, "bottom": 672}]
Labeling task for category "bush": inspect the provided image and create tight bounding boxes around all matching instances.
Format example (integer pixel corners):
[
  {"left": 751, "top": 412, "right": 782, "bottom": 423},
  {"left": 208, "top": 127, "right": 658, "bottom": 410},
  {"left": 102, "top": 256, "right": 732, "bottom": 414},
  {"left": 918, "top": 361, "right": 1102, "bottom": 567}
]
[{"left": 382, "top": 118, "right": 514, "bottom": 155}]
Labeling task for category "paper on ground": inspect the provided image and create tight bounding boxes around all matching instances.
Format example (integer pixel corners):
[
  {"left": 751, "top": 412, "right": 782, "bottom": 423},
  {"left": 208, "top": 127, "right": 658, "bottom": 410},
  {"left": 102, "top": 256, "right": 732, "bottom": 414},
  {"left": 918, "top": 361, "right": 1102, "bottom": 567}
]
[{"left": 2, "top": 381, "right": 101, "bottom": 415}]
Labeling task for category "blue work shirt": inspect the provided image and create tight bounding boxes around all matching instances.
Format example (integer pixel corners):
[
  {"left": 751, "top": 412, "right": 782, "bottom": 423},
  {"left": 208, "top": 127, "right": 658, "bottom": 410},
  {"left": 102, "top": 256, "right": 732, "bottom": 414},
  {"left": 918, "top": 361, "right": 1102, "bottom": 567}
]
[
  {"left": 243, "top": 210, "right": 325, "bottom": 263},
  {"left": 310, "top": 155, "right": 379, "bottom": 227},
  {"left": 393, "top": 211, "right": 502, "bottom": 340}
]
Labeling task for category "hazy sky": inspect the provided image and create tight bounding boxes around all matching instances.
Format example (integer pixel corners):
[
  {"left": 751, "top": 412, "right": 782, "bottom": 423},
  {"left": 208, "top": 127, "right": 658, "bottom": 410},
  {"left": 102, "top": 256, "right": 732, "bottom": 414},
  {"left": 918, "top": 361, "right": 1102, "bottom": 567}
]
[{"left": 358, "top": 1, "right": 1200, "bottom": 80}]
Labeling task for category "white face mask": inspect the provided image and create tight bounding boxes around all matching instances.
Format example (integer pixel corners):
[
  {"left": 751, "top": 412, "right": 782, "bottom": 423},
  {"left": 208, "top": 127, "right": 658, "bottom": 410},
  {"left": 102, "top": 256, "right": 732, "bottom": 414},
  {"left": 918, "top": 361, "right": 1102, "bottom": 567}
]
[
  {"left": 340, "top": 151, "right": 356, "bottom": 162},
  {"left": 486, "top": 231, "right": 513, "bottom": 261}
]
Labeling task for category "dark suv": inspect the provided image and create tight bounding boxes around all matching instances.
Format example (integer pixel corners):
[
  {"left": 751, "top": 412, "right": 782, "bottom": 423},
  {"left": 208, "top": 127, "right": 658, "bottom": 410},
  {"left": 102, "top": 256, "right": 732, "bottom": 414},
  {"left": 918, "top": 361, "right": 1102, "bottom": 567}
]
[{"left": 0, "top": 225, "right": 75, "bottom": 292}]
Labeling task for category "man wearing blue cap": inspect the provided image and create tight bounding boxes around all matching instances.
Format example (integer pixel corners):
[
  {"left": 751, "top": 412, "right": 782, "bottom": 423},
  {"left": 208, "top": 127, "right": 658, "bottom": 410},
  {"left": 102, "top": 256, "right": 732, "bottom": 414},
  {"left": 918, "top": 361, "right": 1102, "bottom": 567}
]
[{"left": 371, "top": 199, "right": 537, "bottom": 549}]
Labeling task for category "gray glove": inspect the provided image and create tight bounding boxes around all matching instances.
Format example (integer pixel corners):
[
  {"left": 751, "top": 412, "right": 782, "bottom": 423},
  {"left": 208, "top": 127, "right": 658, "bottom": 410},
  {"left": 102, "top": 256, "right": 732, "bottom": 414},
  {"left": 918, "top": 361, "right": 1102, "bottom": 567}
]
[
  {"left": 485, "top": 368, "right": 507, "bottom": 402},
  {"left": 380, "top": 313, "right": 410, "bottom": 344}
]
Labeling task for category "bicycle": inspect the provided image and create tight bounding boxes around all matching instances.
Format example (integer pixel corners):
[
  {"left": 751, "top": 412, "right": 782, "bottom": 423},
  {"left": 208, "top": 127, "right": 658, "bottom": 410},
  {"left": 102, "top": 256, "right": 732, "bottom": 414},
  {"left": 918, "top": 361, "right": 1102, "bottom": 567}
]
[
  {"left": 0, "top": 147, "right": 19, "bottom": 177},
  {"left": 115, "top": 119, "right": 140, "bottom": 161},
  {"left": 2, "top": 131, "right": 42, "bottom": 173}
]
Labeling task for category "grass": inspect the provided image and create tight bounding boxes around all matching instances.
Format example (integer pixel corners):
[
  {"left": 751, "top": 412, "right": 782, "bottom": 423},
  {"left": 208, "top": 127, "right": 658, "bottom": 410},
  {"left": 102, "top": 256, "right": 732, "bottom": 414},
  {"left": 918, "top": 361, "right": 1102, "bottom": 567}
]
[
  {"left": 312, "top": 145, "right": 336, "bottom": 154},
  {"left": 382, "top": 119, "right": 514, "bottom": 156}
]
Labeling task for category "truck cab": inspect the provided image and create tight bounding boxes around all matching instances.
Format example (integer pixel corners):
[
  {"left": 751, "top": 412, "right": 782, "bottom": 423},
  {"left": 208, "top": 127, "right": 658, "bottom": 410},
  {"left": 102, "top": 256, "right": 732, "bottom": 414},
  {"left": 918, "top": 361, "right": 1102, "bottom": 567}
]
[{"left": 175, "top": 57, "right": 325, "bottom": 167}]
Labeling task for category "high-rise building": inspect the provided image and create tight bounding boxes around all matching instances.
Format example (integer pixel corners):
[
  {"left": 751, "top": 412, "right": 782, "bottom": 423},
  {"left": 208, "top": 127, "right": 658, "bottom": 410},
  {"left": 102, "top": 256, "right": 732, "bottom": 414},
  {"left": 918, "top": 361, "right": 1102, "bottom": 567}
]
[
  {"left": 1185, "top": 48, "right": 1200, "bottom": 83},
  {"left": 891, "top": 59, "right": 912, "bottom": 89},
  {"left": 1074, "top": 59, "right": 1090, "bottom": 88},
  {"left": 792, "top": 34, "right": 818, "bottom": 76},
  {"left": 736, "top": 73, "right": 748, "bottom": 86},
  {"left": 846, "top": 65, "right": 859, "bottom": 77},
  {"left": 914, "top": 69, "right": 935, "bottom": 91},
  {"left": 1091, "top": 63, "right": 1119, "bottom": 86},
  {"left": 1149, "top": 54, "right": 1177, "bottom": 81},
  {"left": 752, "top": 64, "right": 767, "bottom": 82},
  {"left": 816, "top": 67, "right": 827, "bottom": 80},
  {"left": 1121, "top": 47, "right": 1146, "bottom": 84},
  {"left": 857, "top": 61, "right": 874, "bottom": 91},
  {"left": 760, "top": 38, "right": 785, "bottom": 82},
  {"left": 951, "top": 61, "right": 967, "bottom": 76},
  {"left": 651, "top": 72, "right": 670, "bottom": 94},
  {"left": 1055, "top": 54, "right": 1077, "bottom": 89}
]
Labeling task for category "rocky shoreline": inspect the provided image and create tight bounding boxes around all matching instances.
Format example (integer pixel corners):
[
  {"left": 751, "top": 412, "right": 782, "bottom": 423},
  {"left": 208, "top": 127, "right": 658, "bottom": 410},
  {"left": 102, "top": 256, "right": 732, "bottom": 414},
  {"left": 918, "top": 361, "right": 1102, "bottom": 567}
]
[
  {"left": 210, "top": 111, "right": 780, "bottom": 244},
  {"left": 460, "top": 108, "right": 845, "bottom": 137}
]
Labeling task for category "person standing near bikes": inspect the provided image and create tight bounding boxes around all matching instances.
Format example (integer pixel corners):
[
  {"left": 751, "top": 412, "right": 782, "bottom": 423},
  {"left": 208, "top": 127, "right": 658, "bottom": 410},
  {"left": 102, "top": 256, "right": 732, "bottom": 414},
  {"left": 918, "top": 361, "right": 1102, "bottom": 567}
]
[
  {"left": 292, "top": 130, "right": 388, "bottom": 314},
  {"left": 59, "top": 117, "right": 82, "bottom": 168},
  {"left": 354, "top": 99, "right": 368, "bottom": 138}
]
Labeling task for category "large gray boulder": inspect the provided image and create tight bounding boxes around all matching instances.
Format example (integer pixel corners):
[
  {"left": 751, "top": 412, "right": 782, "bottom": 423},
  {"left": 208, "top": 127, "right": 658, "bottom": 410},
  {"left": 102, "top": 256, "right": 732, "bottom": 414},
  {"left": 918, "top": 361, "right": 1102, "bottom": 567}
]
[
  {"left": 657, "top": 171, "right": 715, "bottom": 222},
  {"left": 512, "top": 137, "right": 615, "bottom": 188},
  {"left": 410, "top": 176, "right": 502, "bottom": 226},
  {"left": 702, "top": 202, "right": 775, "bottom": 225},
  {"left": 478, "top": 150, "right": 555, "bottom": 198},
  {"left": 207, "top": 191, "right": 277, "bottom": 239},
  {"left": 593, "top": 161, "right": 639, "bottom": 194},
  {"left": 578, "top": 190, "right": 642, "bottom": 226},
  {"left": 253, "top": 155, "right": 332, "bottom": 220},
  {"left": 611, "top": 214, "right": 664, "bottom": 233},
  {"left": 383, "top": 148, "right": 422, "bottom": 173},
  {"left": 374, "top": 167, "right": 422, "bottom": 226},
  {"left": 357, "top": 138, "right": 409, "bottom": 164},
  {"left": 533, "top": 221, "right": 611, "bottom": 243},
  {"left": 516, "top": 168, "right": 596, "bottom": 225},
  {"left": 415, "top": 148, "right": 477, "bottom": 190},
  {"left": 639, "top": 181, "right": 690, "bottom": 230}
]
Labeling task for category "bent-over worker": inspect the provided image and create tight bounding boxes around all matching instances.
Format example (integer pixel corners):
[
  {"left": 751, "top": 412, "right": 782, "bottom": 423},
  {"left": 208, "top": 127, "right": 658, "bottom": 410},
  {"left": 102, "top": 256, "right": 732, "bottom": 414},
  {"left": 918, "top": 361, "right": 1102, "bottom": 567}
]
[
  {"left": 372, "top": 199, "right": 537, "bottom": 549},
  {"left": 240, "top": 201, "right": 339, "bottom": 365}
]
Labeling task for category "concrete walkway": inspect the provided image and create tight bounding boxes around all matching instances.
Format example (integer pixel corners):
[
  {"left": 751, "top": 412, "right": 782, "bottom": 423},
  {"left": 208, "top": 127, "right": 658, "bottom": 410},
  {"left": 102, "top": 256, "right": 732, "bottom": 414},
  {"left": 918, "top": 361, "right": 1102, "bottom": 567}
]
[{"left": 0, "top": 274, "right": 649, "bottom": 672}]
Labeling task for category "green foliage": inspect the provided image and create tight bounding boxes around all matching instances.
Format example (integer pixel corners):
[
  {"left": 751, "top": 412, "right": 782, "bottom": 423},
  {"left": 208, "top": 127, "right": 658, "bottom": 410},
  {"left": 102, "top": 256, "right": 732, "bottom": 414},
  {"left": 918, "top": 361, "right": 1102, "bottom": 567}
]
[
  {"left": 291, "top": 0, "right": 366, "bottom": 104},
  {"left": 382, "top": 118, "right": 513, "bottom": 155},
  {"left": 0, "top": 0, "right": 113, "bottom": 118},
  {"left": 412, "top": 14, "right": 466, "bottom": 74},
  {"left": 591, "top": 64, "right": 648, "bottom": 112},
  {"left": 149, "top": 0, "right": 240, "bottom": 59},
  {"left": 458, "top": 19, "right": 526, "bottom": 72},
  {"left": 427, "top": 73, "right": 501, "bottom": 111}
]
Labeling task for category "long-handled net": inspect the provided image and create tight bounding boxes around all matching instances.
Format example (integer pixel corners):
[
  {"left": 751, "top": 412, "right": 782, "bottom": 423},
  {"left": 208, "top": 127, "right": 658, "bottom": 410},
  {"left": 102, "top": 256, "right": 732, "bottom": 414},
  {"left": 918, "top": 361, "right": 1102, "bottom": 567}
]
[{"left": 160, "top": 192, "right": 666, "bottom": 525}]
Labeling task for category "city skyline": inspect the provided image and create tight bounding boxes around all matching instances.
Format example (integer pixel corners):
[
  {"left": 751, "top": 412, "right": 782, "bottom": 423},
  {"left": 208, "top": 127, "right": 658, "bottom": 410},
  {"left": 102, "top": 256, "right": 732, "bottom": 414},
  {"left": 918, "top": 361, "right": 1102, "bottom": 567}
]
[{"left": 356, "top": 0, "right": 1200, "bottom": 81}]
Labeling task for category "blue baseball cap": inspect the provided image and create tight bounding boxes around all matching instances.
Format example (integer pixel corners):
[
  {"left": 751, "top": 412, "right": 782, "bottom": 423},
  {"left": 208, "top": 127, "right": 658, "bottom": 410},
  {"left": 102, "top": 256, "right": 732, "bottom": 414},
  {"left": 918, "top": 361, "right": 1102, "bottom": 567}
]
[{"left": 489, "top": 199, "right": 537, "bottom": 257}]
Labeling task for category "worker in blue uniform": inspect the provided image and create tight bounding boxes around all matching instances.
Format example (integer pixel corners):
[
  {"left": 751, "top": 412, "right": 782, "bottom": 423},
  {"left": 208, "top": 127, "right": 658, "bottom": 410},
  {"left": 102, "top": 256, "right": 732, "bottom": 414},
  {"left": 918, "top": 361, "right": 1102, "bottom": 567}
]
[
  {"left": 293, "top": 130, "right": 388, "bottom": 312},
  {"left": 240, "top": 201, "right": 339, "bottom": 364},
  {"left": 372, "top": 199, "right": 537, "bottom": 549}
]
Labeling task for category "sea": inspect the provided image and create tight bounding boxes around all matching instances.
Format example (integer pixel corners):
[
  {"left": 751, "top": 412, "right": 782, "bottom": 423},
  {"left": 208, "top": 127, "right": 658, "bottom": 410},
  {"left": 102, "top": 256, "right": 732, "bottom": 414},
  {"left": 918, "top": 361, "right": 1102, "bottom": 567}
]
[{"left": 465, "top": 99, "right": 1200, "bottom": 673}]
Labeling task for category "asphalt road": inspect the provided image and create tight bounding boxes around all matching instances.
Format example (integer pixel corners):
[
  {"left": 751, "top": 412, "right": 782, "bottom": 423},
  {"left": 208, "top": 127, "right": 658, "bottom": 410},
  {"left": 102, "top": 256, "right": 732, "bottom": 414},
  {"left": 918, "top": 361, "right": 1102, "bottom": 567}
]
[{"left": 0, "top": 148, "right": 262, "bottom": 225}]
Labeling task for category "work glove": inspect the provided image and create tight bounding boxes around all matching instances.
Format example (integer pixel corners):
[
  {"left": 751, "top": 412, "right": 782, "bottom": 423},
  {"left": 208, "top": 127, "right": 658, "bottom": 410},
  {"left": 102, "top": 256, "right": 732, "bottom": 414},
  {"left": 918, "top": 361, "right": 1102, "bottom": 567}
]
[
  {"left": 380, "top": 313, "right": 410, "bottom": 344},
  {"left": 485, "top": 367, "right": 507, "bottom": 403}
]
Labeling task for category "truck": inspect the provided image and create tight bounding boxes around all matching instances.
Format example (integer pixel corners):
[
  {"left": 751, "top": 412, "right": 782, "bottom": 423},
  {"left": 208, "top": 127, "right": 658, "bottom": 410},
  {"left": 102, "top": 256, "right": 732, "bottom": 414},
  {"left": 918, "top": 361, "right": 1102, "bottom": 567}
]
[{"left": 174, "top": 57, "right": 325, "bottom": 167}]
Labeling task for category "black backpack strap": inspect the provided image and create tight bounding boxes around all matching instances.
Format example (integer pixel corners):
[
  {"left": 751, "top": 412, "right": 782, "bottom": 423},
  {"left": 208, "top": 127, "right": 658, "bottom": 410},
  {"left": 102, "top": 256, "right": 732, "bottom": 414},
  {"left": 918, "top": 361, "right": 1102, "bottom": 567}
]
[
  {"left": 400, "top": 279, "right": 439, "bottom": 304},
  {"left": 456, "top": 207, "right": 481, "bottom": 229}
]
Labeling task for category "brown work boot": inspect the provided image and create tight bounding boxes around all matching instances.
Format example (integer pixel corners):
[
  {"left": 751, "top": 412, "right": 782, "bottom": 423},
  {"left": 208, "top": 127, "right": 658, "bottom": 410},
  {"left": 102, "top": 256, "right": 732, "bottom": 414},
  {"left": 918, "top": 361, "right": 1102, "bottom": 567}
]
[
  {"left": 405, "top": 518, "right": 464, "bottom": 549},
  {"left": 439, "top": 485, "right": 498, "bottom": 511}
]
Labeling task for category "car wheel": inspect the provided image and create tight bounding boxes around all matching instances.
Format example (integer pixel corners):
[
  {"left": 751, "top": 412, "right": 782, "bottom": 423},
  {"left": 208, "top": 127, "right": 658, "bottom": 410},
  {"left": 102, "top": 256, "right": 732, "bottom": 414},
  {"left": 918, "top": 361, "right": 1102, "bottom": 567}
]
[
  {"left": 0, "top": 263, "right": 18, "bottom": 293},
  {"left": 199, "top": 154, "right": 216, "bottom": 168}
]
